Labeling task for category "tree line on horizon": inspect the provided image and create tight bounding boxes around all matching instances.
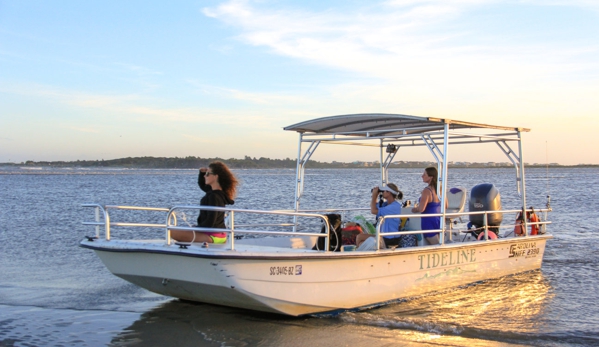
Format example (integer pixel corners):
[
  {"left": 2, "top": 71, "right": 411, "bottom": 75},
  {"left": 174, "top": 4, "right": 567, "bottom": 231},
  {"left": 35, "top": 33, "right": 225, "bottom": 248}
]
[
  {"left": 14, "top": 156, "right": 377, "bottom": 169},
  {"left": 2, "top": 156, "right": 588, "bottom": 169}
]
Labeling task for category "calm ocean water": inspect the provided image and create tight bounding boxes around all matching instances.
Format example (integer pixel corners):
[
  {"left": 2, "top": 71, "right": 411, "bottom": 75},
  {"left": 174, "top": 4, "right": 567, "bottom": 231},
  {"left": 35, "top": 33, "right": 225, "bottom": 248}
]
[{"left": 1, "top": 167, "right": 598, "bottom": 346}]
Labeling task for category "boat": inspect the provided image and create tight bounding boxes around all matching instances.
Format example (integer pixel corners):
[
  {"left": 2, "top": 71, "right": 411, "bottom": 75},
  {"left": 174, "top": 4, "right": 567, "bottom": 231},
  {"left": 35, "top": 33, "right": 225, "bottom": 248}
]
[{"left": 80, "top": 113, "right": 552, "bottom": 316}]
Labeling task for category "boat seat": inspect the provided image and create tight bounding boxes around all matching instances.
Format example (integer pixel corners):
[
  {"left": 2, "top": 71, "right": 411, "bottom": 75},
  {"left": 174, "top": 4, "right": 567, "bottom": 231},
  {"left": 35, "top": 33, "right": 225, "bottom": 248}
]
[
  {"left": 445, "top": 187, "right": 467, "bottom": 242},
  {"left": 445, "top": 187, "right": 467, "bottom": 223},
  {"left": 236, "top": 235, "right": 317, "bottom": 249}
]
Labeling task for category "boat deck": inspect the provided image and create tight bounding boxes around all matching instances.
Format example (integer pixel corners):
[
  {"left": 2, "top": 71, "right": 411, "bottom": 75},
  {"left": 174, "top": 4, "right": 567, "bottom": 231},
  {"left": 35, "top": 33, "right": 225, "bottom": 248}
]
[{"left": 81, "top": 231, "right": 552, "bottom": 259}]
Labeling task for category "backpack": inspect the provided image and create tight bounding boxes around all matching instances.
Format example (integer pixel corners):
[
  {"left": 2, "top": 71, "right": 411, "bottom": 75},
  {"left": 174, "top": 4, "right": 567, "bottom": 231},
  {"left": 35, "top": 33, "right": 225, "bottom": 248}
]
[{"left": 313, "top": 213, "right": 342, "bottom": 251}]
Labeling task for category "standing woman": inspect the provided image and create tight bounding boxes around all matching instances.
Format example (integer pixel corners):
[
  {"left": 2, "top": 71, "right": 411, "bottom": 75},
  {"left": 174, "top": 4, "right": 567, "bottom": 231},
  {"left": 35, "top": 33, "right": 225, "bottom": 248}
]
[
  {"left": 171, "top": 161, "right": 239, "bottom": 244},
  {"left": 412, "top": 167, "right": 442, "bottom": 245}
]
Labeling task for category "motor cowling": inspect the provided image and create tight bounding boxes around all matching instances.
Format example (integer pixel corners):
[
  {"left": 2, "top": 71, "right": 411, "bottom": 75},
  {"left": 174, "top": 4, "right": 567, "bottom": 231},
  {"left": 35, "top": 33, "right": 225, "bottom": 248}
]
[{"left": 469, "top": 183, "right": 503, "bottom": 234}]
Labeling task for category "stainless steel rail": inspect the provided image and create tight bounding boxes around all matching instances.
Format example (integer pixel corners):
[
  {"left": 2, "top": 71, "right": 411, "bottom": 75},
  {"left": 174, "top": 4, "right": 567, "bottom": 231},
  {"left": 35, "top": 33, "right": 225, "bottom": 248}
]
[
  {"left": 83, "top": 204, "right": 550, "bottom": 252},
  {"left": 375, "top": 208, "right": 551, "bottom": 250},
  {"left": 166, "top": 205, "right": 335, "bottom": 249},
  {"left": 83, "top": 204, "right": 335, "bottom": 251},
  {"left": 82, "top": 204, "right": 177, "bottom": 241}
]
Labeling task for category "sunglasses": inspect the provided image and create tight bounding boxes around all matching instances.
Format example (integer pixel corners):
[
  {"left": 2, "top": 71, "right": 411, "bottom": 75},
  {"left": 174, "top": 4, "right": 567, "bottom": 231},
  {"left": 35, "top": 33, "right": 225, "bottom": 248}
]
[{"left": 205, "top": 171, "right": 215, "bottom": 176}]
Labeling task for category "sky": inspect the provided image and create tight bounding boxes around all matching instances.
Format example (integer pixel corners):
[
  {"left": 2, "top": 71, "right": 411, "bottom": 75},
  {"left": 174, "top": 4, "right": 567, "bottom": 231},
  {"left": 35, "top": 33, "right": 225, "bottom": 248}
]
[{"left": 1, "top": 0, "right": 598, "bottom": 165}]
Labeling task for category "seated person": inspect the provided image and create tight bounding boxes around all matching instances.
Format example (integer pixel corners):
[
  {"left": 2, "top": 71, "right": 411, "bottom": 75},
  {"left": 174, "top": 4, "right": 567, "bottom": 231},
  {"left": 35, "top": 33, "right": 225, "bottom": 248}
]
[
  {"left": 341, "top": 221, "right": 363, "bottom": 245},
  {"left": 171, "top": 161, "right": 238, "bottom": 244},
  {"left": 355, "top": 183, "right": 403, "bottom": 249}
]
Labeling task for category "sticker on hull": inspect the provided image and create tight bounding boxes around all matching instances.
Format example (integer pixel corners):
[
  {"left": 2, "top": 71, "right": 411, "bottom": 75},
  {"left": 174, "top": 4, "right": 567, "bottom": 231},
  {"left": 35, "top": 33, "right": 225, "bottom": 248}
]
[
  {"left": 270, "top": 265, "right": 303, "bottom": 276},
  {"left": 509, "top": 242, "right": 539, "bottom": 258}
]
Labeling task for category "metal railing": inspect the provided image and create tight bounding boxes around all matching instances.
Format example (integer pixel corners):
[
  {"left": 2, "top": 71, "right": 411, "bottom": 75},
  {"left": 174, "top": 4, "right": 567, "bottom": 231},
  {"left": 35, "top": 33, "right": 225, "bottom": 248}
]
[
  {"left": 165, "top": 205, "right": 334, "bottom": 249},
  {"left": 82, "top": 204, "right": 177, "bottom": 241},
  {"left": 83, "top": 204, "right": 550, "bottom": 252},
  {"left": 83, "top": 204, "right": 334, "bottom": 251},
  {"left": 374, "top": 208, "right": 551, "bottom": 250}
]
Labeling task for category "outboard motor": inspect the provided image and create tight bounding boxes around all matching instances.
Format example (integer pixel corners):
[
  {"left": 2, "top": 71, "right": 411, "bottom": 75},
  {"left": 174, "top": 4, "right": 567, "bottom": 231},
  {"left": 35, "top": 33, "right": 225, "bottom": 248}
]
[{"left": 469, "top": 183, "right": 502, "bottom": 236}]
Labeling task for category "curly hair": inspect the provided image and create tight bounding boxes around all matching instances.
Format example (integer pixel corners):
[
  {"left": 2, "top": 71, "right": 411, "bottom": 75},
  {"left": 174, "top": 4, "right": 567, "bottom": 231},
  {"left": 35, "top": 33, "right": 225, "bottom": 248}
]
[{"left": 209, "top": 161, "right": 239, "bottom": 200}]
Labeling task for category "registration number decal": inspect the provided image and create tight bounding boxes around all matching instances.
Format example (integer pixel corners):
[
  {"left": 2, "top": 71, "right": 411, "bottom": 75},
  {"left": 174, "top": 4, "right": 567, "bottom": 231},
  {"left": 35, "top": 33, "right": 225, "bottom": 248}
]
[
  {"left": 270, "top": 265, "right": 302, "bottom": 276},
  {"left": 509, "top": 242, "right": 539, "bottom": 258}
]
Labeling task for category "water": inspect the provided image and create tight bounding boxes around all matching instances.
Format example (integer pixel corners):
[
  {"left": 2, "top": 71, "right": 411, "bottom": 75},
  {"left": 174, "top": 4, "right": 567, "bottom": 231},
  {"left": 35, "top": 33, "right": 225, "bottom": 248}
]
[{"left": 1, "top": 167, "right": 598, "bottom": 346}]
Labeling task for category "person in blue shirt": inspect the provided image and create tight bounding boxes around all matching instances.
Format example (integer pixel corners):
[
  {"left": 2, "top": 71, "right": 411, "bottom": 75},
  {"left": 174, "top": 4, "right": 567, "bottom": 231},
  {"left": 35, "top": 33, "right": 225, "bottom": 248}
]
[{"left": 355, "top": 183, "right": 403, "bottom": 248}]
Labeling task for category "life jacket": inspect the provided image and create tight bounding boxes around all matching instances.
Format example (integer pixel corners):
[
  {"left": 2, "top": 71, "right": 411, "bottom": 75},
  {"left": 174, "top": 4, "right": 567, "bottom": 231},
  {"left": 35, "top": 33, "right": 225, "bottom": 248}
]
[
  {"left": 399, "top": 217, "right": 409, "bottom": 230},
  {"left": 514, "top": 208, "right": 539, "bottom": 236},
  {"left": 528, "top": 208, "right": 540, "bottom": 235},
  {"left": 341, "top": 224, "right": 363, "bottom": 245},
  {"left": 514, "top": 212, "right": 526, "bottom": 236}
]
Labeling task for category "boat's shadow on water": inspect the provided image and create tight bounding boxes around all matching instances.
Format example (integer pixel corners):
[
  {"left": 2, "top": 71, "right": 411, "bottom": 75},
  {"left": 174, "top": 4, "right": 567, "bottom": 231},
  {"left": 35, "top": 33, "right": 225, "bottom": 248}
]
[
  {"left": 108, "top": 271, "right": 571, "bottom": 347},
  {"left": 108, "top": 300, "right": 323, "bottom": 347}
]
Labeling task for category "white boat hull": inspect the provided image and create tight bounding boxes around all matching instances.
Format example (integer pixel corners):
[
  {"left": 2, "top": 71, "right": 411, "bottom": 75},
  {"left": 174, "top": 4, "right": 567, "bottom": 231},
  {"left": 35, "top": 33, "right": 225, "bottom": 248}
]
[
  {"left": 80, "top": 114, "right": 553, "bottom": 316},
  {"left": 82, "top": 235, "right": 550, "bottom": 316}
]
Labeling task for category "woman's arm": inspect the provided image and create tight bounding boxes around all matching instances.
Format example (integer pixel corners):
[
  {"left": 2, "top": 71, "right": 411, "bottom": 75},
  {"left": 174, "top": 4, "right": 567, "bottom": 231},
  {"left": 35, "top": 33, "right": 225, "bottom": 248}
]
[
  {"left": 198, "top": 168, "right": 211, "bottom": 193},
  {"left": 412, "top": 188, "right": 431, "bottom": 213},
  {"left": 370, "top": 188, "right": 379, "bottom": 215}
]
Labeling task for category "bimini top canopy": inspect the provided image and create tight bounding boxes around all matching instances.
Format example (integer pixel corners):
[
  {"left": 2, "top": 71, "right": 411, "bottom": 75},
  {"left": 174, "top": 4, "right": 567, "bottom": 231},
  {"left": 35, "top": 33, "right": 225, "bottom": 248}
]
[
  {"left": 284, "top": 113, "right": 531, "bottom": 211},
  {"left": 284, "top": 113, "right": 529, "bottom": 137}
]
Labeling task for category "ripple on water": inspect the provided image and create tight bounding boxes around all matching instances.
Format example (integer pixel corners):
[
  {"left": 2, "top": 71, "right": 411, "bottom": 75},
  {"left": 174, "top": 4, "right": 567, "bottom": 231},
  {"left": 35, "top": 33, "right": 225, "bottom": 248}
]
[{"left": 1, "top": 167, "right": 598, "bottom": 346}]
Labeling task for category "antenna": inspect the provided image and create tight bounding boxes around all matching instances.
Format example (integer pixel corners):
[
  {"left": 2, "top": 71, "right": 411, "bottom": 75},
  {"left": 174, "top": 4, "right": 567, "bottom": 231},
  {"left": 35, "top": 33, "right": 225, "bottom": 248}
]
[{"left": 545, "top": 141, "right": 551, "bottom": 210}]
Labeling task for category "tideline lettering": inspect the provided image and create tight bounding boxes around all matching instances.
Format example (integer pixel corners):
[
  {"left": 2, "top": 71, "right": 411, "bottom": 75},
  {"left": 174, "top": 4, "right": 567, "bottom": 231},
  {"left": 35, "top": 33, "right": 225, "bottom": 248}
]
[{"left": 418, "top": 249, "right": 476, "bottom": 270}]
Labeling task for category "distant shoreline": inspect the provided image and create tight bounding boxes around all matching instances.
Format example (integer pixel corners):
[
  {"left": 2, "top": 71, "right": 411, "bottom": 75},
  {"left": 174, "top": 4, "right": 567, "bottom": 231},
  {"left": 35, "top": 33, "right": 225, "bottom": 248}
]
[{"left": 1, "top": 156, "right": 596, "bottom": 169}]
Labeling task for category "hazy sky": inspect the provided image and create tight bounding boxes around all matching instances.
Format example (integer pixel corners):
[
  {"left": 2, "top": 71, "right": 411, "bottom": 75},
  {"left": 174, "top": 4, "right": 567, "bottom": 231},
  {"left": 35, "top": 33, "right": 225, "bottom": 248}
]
[{"left": 1, "top": 0, "right": 598, "bottom": 165}]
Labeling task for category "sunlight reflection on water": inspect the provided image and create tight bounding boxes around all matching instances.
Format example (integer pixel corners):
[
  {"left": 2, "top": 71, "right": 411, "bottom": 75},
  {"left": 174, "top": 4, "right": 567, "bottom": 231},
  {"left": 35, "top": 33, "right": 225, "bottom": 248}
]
[{"left": 1, "top": 167, "right": 598, "bottom": 346}]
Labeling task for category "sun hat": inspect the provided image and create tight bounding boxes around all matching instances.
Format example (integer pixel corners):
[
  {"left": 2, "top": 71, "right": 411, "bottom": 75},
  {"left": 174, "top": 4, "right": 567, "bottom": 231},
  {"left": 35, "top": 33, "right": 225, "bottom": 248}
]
[
  {"left": 378, "top": 183, "right": 403, "bottom": 200},
  {"left": 378, "top": 185, "right": 398, "bottom": 195}
]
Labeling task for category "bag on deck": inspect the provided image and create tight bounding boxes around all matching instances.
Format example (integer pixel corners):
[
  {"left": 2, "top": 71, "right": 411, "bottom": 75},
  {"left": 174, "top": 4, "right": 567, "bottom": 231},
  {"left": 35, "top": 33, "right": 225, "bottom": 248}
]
[
  {"left": 398, "top": 234, "right": 418, "bottom": 248},
  {"left": 313, "top": 213, "right": 342, "bottom": 251},
  {"left": 341, "top": 223, "right": 363, "bottom": 245},
  {"left": 356, "top": 236, "right": 377, "bottom": 251},
  {"left": 397, "top": 217, "right": 417, "bottom": 248}
]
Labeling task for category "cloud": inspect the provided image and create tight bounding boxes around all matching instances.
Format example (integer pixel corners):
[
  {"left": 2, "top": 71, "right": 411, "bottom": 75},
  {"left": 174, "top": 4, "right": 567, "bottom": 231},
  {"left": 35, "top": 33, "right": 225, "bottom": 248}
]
[
  {"left": 202, "top": 0, "right": 598, "bottom": 85},
  {"left": 187, "top": 81, "right": 311, "bottom": 105},
  {"left": 113, "top": 62, "right": 163, "bottom": 76},
  {"left": 199, "top": 0, "right": 599, "bottom": 130},
  {"left": 519, "top": 0, "right": 599, "bottom": 11},
  {"left": 63, "top": 126, "right": 101, "bottom": 134},
  {"left": 0, "top": 82, "right": 292, "bottom": 131},
  {"left": 202, "top": 0, "right": 470, "bottom": 62}
]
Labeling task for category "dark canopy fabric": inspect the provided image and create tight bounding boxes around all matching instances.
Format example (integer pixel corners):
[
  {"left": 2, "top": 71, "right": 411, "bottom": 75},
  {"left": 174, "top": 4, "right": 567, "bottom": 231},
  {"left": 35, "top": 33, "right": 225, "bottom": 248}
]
[{"left": 284, "top": 113, "right": 527, "bottom": 136}]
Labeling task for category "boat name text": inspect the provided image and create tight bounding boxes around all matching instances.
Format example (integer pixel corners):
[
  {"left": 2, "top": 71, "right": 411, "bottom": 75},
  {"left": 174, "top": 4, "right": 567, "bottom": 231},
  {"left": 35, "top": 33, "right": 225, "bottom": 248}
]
[{"left": 418, "top": 249, "right": 476, "bottom": 270}]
